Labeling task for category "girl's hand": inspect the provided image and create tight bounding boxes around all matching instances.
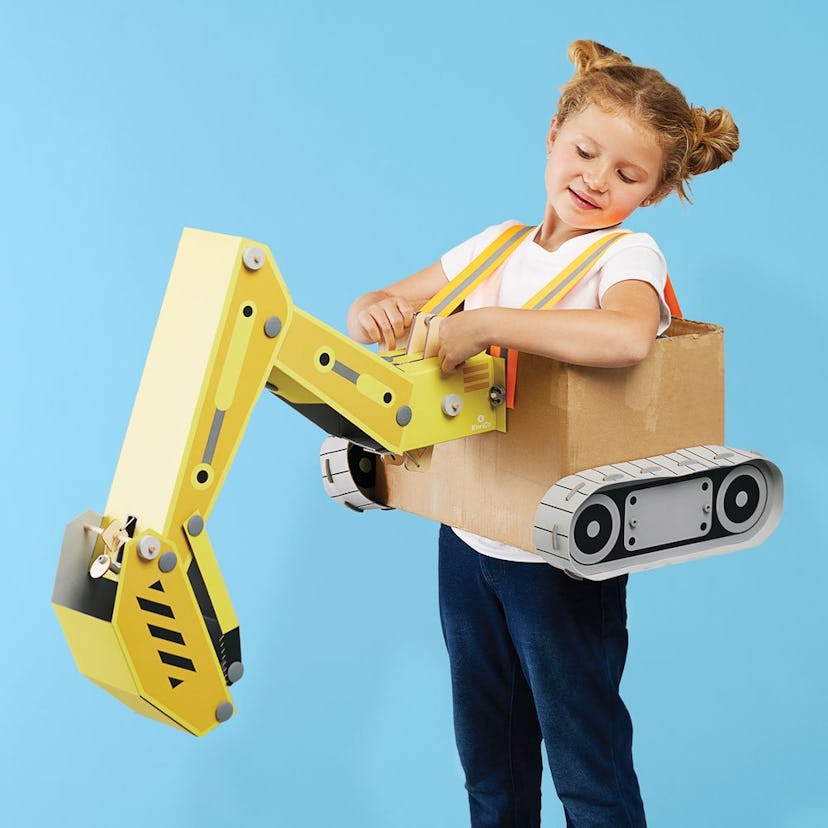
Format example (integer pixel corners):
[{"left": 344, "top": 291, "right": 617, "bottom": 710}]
[
  {"left": 437, "top": 309, "right": 492, "bottom": 373},
  {"left": 352, "top": 294, "right": 416, "bottom": 351},
  {"left": 347, "top": 261, "right": 448, "bottom": 350}
]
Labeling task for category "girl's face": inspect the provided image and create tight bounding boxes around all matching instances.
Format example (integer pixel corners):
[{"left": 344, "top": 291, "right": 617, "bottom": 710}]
[{"left": 544, "top": 104, "right": 664, "bottom": 231}]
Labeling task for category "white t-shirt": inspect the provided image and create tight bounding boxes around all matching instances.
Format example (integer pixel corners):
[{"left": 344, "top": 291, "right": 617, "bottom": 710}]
[{"left": 440, "top": 219, "right": 671, "bottom": 563}]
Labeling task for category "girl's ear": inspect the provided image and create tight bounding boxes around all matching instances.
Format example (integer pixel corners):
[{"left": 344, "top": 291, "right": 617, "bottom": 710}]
[
  {"left": 546, "top": 116, "right": 559, "bottom": 154},
  {"left": 642, "top": 186, "right": 671, "bottom": 206}
]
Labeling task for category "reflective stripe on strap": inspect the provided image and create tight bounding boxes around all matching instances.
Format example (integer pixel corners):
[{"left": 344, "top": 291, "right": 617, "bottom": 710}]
[
  {"left": 421, "top": 223, "right": 534, "bottom": 317},
  {"left": 500, "top": 229, "right": 628, "bottom": 409},
  {"left": 428, "top": 224, "right": 681, "bottom": 410},
  {"left": 522, "top": 231, "right": 628, "bottom": 310}
]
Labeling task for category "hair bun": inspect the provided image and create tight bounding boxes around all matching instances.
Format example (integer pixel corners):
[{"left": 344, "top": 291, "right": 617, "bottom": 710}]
[
  {"left": 568, "top": 40, "right": 632, "bottom": 75},
  {"left": 687, "top": 107, "right": 740, "bottom": 176}
]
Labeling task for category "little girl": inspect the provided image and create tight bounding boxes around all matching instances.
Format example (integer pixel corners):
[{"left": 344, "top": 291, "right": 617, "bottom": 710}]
[{"left": 348, "top": 40, "right": 739, "bottom": 828}]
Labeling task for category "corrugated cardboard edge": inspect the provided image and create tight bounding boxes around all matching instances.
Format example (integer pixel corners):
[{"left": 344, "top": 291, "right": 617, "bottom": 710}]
[{"left": 375, "top": 319, "right": 725, "bottom": 553}]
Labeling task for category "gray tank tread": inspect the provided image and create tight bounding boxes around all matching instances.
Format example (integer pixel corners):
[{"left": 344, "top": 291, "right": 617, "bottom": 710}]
[
  {"left": 658, "top": 450, "right": 717, "bottom": 471},
  {"left": 326, "top": 478, "right": 387, "bottom": 511},
  {"left": 541, "top": 456, "right": 677, "bottom": 511},
  {"left": 320, "top": 436, "right": 349, "bottom": 451},
  {"left": 322, "top": 466, "right": 360, "bottom": 487},
  {"left": 320, "top": 439, "right": 351, "bottom": 474},
  {"left": 566, "top": 466, "right": 617, "bottom": 485},
  {"left": 607, "top": 460, "right": 660, "bottom": 478},
  {"left": 533, "top": 445, "right": 783, "bottom": 580},
  {"left": 532, "top": 525, "right": 569, "bottom": 563},
  {"left": 546, "top": 451, "right": 687, "bottom": 497},
  {"left": 323, "top": 474, "right": 383, "bottom": 510},
  {"left": 535, "top": 502, "right": 571, "bottom": 536},
  {"left": 321, "top": 468, "right": 356, "bottom": 499},
  {"left": 543, "top": 472, "right": 608, "bottom": 505},
  {"left": 332, "top": 492, "right": 379, "bottom": 512},
  {"left": 319, "top": 436, "right": 390, "bottom": 512},
  {"left": 321, "top": 456, "right": 351, "bottom": 479},
  {"left": 534, "top": 503, "right": 572, "bottom": 560}
]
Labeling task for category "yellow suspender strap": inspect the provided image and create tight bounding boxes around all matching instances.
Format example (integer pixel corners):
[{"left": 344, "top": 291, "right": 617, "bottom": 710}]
[
  {"left": 420, "top": 223, "right": 535, "bottom": 317},
  {"left": 493, "top": 229, "right": 629, "bottom": 408},
  {"left": 421, "top": 225, "right": 630, "bottom": 408},
  {"left": 520, "top": 230, "right": 628, "bottom": 310}
]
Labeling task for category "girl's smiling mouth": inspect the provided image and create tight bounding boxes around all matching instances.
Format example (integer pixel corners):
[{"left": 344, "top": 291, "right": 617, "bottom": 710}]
[{"left": 568, "top": 187, "right": 600, "bottom": 209}]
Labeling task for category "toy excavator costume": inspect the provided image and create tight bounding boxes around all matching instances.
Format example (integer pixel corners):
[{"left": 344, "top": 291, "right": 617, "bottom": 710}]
[{"left": 53, "top": 228, "right": 783, "bottom": 735}]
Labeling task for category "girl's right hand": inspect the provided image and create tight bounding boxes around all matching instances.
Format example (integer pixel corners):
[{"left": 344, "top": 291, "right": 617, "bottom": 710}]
[
  {"left": 346, "top": 260, "right": 448, "bottom": 350},
  {"left": 350, "top": 293, "right": 416, "bottom": 351}
]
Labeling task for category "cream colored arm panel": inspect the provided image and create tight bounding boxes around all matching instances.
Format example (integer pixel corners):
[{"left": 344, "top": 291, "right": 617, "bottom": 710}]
[
  {"left": 56, "top": 230, "right": 291, "bottom": 736},
  {"left": 106, "top": 230, "right": 292, "bottom": 550},
  {"left": 54, "top": 227, "right": 509, "bottom": 736}
]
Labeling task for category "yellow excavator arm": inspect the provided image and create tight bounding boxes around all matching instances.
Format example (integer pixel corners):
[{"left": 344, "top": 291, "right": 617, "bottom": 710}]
[
  {"left": 52, "top": 228, "right": 507, "bottom": 735},
  {"left": 52, "top": 228, "right": 784, "bottom": 735}
]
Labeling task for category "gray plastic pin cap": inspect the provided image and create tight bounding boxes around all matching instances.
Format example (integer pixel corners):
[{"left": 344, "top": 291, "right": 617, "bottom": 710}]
[
  {"left": 227, "top": 661, "right": 244, "bottom": 683},
  {"left": 396, "top": 406, "right": 412, "bottom": 426},
  {"left": 216, "top": 702, "right": 236, "bottom": 722},
  {"left": 158, "top": 551, "right": 178, "bottom": 573},
  {"left": 264, "top": 316, "right": 282, "bottom": 338},
  {"left": 187, "top": 515, "right": 204, "bottom": 537},
  {"left": 215, "top": 701, "right": 235, "bottom": 722}
]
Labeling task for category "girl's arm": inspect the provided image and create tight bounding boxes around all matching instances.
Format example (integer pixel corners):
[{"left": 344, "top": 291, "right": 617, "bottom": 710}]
[
  {"left": 347, "top": 261, "right": 447, "bottom": 350},
  {"left": 436, "top": 280, "right": 662, "bottom": 372}
]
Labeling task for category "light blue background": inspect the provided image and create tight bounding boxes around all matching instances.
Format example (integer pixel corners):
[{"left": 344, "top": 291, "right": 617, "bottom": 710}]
[{"left": 2, "top": 1, "right": 825, "bottom": 825}]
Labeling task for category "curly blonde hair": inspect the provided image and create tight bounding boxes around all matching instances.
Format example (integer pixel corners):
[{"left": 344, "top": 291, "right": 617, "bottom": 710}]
[{"left": 558, "top": 40, "right": 739, "bottom": 202}]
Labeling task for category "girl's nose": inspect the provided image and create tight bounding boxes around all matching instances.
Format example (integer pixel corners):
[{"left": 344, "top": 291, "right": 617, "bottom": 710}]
[{"left": 583, "top": 167, "right": 608, "bottom": 192}]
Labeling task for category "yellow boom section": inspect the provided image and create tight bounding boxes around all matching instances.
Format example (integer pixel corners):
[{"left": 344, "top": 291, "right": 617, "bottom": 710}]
[{"left": 54, "top": 228, "right": 507, "bottom": 735}]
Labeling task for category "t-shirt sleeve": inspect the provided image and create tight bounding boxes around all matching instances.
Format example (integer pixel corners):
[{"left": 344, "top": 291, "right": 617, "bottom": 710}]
[
  {"left": 597, "top": 233, "right": 671, "bottom": 334},
  {"left": 440, "top": 220, "right": 522, "bottom": 281}
]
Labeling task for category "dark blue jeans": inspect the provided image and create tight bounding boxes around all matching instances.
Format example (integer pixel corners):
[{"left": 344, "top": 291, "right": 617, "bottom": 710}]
[{"left": 438, "top": 525, "right": 646, "bottom": 828}]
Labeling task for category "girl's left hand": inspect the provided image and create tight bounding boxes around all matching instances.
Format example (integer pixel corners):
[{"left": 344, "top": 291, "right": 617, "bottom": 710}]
[{"left": 437, "top": 309, "right": 491, "bottom": 373}]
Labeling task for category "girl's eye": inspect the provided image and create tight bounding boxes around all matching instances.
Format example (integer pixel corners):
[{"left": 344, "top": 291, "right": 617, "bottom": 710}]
[
  {"left": 617, "top": 170, "right": 636, "bottom": 184},
  {"left": 576, "top": 146, "right": 592, "bottom": 159}
]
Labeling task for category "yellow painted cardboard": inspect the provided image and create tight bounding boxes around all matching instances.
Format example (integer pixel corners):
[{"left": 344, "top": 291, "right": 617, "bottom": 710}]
[{"left": 54, "top": 226, "right": 740, "bottom": 736}]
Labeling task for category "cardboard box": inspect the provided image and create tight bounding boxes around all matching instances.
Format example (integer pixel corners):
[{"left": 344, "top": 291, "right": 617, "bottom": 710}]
[{"left": 375, "top": 318, "right": 724, "bottom": 553}]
